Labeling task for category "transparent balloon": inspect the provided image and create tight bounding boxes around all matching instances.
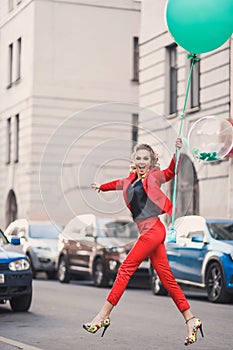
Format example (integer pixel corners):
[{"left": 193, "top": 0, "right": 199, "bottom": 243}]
[{"left": 188, "top": 116, "right": 233, "bottom": 162}]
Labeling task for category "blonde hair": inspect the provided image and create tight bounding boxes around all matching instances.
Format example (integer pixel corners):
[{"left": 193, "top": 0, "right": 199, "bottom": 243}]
[{"left": 131, "top": 144, "right": 160, "bottom": 170}]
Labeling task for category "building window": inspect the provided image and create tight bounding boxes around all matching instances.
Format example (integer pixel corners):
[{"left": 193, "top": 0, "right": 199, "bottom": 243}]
[
  {"left": 8, "top": 0, "right": 14, "bottom": 12},
  {"left": 6, "top": 118, "right": 11, "bottom": 164},
  {"left": 14, "top": 115, "right": 19, "bottom": 163},
  {"left": 132, "top": 113, "right": 138, "bottom": 151},
  {"left": 8, "top": 43, "right": 13, "bottom": 88},
  {"left": 16, "top": 38, "right": 21, "bottom": 81},
  {"left": 167, "top": 44, "right": 177, "bottom": 115},
  {"left": 132, "top": 37, "right": 139, "bottom": 82},
  {"left": 190, "top": 58, "right": 200, "bottom": 109}
]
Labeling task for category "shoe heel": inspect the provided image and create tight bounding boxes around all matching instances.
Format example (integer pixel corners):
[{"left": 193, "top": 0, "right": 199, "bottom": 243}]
[
  {"left": 199, "top": 324, "right": 204, "bottom": 338},
  {"left": 101, "top": 324, "right": 109, "bottom": 337}
]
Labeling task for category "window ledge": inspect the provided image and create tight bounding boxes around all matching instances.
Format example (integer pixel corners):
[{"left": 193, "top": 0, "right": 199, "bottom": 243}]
[
  {"left": 15, "top": 77, "right": 21, "bottom": 84},
  {"left": 6, "top": 78, "right": 21, "bottom": 89},
  {"left": 186, "top": 106, "right": 200, "bottom": 114},
  {"left": 166, "top": 112, "right": 177, "bottom": 119}
]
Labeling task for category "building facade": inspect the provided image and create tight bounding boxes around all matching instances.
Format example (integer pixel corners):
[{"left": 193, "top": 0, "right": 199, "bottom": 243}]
[
  {"left": 139, "top": 0, "right": 233, "bottom": 220},
  {"left": 0, "top": 0, "right": 140, "bottom": 227}
]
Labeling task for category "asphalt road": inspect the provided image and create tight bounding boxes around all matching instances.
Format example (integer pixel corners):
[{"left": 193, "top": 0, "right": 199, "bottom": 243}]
[{"left": 0, "top": 277, "right": 232, "bottom": 350}]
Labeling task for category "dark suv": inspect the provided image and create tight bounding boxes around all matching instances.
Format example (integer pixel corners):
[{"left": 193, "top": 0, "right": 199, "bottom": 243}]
[
  {"left": 0, "top": 229, "right": 32, "bottom": 311},
  {"left": 56, "top": 214, "right": 150, "bottom": 287}
]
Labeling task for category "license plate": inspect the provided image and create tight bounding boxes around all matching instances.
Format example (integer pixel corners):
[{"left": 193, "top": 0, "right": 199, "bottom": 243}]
[{"left": 0, "top": 274, "right": 5, "bottom": 284}]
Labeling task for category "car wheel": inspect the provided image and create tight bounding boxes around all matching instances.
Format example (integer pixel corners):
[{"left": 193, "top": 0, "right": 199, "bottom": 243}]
[
  {"left": 58, "top": 256, "right": 70, "bottom": 283},
  {"left": 206, "top": 262, "right": 231, "bottom": 303},
  {"left": 93, "top": 258, "right": 109, "bottom": 287},
  {"left": 10, "top": 290, "right": 32, "bottom": 312},
  {"left": 151, "top": 270, "right": 168, "bottom": 296}
]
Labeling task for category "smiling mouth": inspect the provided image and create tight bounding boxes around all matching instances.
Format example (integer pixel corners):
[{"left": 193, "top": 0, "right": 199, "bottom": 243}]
[{"left": 138, "top": 165, "right": 146, "bottom": 172}]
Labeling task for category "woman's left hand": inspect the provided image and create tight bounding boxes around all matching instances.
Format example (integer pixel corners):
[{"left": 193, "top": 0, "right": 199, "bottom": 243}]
[{"left": 175, "top": 137, "right": 183, "bottom": 149}]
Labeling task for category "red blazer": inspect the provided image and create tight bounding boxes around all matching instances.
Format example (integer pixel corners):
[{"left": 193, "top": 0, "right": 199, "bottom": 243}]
[{"left": 100, "top": 156, "right": 177, "bottom": 216}]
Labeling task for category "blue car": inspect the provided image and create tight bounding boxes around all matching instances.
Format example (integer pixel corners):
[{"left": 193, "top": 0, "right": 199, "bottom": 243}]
[
  {"left": 0, "top": 228, "right": 32, "bottom": 311},
  {"left": 151, "top": 216, "right": 233, "bottom": 303}
]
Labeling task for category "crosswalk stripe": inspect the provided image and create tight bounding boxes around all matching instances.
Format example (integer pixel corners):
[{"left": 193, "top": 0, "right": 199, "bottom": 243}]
[{"left": 0, "top": 337, "right": 44, "bottom": 350}]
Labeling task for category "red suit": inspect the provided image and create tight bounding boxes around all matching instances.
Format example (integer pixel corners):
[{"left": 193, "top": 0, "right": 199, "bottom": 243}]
[{"left": 100, "top": 156, "right": 190, "bottom": 313}]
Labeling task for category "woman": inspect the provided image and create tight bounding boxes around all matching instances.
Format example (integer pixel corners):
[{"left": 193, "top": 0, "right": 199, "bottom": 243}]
[{"left": 83, "top": 138, "right": 204, "bottom": 346}]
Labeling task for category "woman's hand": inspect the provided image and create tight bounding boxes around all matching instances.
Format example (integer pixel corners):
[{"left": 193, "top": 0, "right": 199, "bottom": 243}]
[
  {"left": 91, "top": 182, "right": 101, "bottom": 192},
  {"left": 130, "top": 162, "right": 137, "bottom": 172},
  {"left": 175, "top": 137, "right": 183, "bottom": 149}
]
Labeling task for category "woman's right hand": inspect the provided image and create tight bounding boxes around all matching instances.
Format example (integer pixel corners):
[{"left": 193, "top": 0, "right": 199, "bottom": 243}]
[
  {"left": 91, "top": 182, "right": 101, "bottom": 192},
  {"left": 175, "top": 137, "right": 183, "bottom": 149}
]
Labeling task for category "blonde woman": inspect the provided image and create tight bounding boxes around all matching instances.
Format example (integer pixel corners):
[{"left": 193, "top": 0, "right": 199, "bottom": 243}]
[{"left": 83, "top": 138, "right": 203, "bottom": 346}]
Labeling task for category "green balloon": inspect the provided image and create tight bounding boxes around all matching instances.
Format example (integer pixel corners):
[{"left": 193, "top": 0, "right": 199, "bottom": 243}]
[{"left": 166, "top": 0, "right": 233, "bottom": 54}]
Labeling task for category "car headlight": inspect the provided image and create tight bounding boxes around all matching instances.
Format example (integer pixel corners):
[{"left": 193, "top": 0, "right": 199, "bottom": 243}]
[
  {"left": 105, "top": 246, "right": 125, "bottom": 254},
  {"left": 9, "top": 259, "right": 30, "bottom": 271}
]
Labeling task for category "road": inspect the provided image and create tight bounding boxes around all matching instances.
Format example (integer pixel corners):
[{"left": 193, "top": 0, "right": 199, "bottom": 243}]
[{"left": 0, "top": 277, "right": 232, "bottom": 350}]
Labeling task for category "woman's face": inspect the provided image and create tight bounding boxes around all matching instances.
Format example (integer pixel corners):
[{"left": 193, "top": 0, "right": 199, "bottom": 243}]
[{"left": 134, "top": 149, "right": 152, "bottom": 176}]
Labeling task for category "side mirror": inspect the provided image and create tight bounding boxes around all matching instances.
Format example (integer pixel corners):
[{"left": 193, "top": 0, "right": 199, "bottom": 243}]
[
  {"left": 11, "top": 237, "right": 21, "bottom": 245},
  {"left": 84, "top": 225, "right": 95, "bottom": 238},
  {"left": 85, "top": 232, "right": 95, "bottom": 238},
  {"left": 18, "top": 230, "right": 27, "bottom": 239},
  {"left": 191, "top": 235, "right": 204, "bottom": 243}
]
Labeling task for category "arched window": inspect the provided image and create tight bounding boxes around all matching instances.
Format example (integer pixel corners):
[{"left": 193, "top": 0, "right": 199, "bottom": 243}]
[
  {"left": 170, "top": 154, "right": 199, "bottom": 219},
  {"left": 5, "top": 190, "right": 17, "bottom": 228}
]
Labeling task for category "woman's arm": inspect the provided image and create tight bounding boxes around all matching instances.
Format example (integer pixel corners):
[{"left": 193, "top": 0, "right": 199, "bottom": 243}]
[
  {"left": 91, "top": 179, "right": 124, "bottom": 192},
  {"left": 91, "top": 183, "right": 101, "bottom": 192},
  {"left": 159, "top": 138, "right": 182, "bottom": 183}
]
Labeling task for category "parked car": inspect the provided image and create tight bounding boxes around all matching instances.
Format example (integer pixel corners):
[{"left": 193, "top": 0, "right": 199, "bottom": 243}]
[
  {"left": 5, "top": 219, "right": 62, "bottom": 279},
  {"left": 151, "top": 215, "right": 233, "bottom": 303},
  {"left": 56, "top": 214, "right": 150, "bottom": 287},
  {"left": 0, "top": 228, "right": 32, "bottom": 311}
]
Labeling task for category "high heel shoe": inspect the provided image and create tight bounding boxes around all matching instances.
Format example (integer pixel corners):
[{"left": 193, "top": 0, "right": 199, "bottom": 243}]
[
  {"left": 83, "top": 318, "right": 110, "bottom": 337},
  {"left": 184, "top": 316, "right": 204, "bottom": 346}
]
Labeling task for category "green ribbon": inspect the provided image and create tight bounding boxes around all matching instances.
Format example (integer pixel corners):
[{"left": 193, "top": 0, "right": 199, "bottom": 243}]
[
  {"left": 187, "top": 54, "right": 200, "bottom": 62},
  {"left": 169, "top": 54, "right": 199, "bottom": 242},
  {"left": 192, "top": 149, "right": 220, "bottom": 162}
]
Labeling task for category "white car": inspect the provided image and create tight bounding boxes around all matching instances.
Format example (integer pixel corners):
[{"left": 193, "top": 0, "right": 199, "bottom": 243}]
[{"left": 5, "top": 219, "right": 62, "bottom": 279}]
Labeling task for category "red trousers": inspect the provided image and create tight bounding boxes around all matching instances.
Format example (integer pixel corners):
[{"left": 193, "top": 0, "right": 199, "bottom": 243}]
[{"left": 107, "top": 217, "right": 190, "bottom": 313}]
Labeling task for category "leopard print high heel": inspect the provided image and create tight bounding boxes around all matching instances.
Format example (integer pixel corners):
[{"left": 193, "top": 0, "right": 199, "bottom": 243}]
[
  {"left": 184, "top": 316, "right": 204, "bottom": 346},
  {"left": 83, "top": 318, "right": 110, "bottom": 337}
]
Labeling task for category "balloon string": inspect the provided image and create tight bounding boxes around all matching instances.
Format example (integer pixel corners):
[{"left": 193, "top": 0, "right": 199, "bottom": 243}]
[{"left": 171, "top": 54, "right": 199, "bottom": 230}]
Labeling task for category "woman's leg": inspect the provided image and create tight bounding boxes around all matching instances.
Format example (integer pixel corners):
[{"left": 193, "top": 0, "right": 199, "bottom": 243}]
[
  {"left": 90, "top": 218, "right": 164, "bottom": 323},
  {"left": 149, "top": 244, "right": 200, "bottom": 338},
  {"left": 87, "top": 218, "right": 201, "bottom": 343},
  {"left": 90, "top": 300, "right": 114, "bottom": 325},
  {"left": 107, "top": 218, "right": 165, "bottom": 306},
  {"left": 149, "top": 243, "right": 190, "bottom": 313}
]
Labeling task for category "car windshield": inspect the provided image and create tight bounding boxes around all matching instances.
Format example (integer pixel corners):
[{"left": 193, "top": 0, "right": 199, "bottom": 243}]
[
  {"left": 29, "top": 224, "right": 61, "bottom": 239},
  {"left": 97, "top": 220, "right": 138, "bottom": 238},
  {"left": 207, "top": 222, "right": 233, "bottom": 240}
]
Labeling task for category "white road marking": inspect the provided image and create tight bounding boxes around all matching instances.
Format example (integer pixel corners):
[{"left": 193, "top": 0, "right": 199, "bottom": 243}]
[{"left": 0, "top": 337, "right": 44, "bottom": 350}]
